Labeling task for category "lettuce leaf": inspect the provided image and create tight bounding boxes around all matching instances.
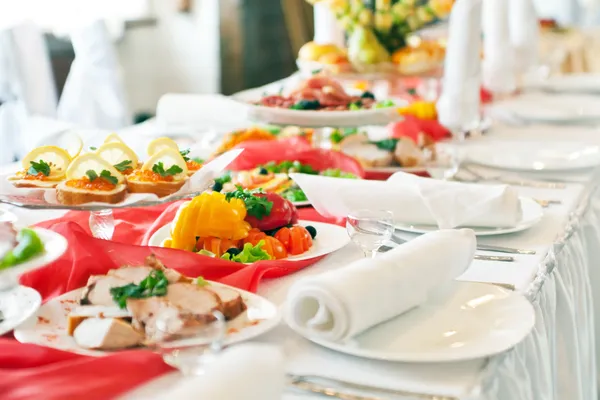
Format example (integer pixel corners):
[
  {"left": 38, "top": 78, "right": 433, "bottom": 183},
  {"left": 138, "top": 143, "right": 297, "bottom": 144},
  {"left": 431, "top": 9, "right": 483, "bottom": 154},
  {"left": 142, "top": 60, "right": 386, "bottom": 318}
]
[{"left": 221, "top": 240, "right": 272, "bottom": 263}]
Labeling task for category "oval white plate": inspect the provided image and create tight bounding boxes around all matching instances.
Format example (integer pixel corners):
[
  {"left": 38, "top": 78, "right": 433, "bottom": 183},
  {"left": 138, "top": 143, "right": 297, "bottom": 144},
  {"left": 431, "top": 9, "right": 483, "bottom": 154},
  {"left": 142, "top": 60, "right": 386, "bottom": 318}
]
[
  {"left": 0, "top": 286, "right": 42, "bottom": 335},
  {"left": 395, "top": 197, "right": 543, "bottom": 236},
  {"left": 526, "top": 74, "right": 600, "bottom": 95},
  {"left": 0, "top": 228, "right": 69, "bottom": 287},
  {"left": 14, "top": 281, "right": 280, "bottom": 356},
  {"left": 149, "top": 220, "right": 350, "bottom": 261},
  {"left": 291, "top": 281, "right": 534, "bottom": 362},
  {"left": 232, "top": 89, "right": 402, "bottom": 128},
  {"left": 466, "top": 140, "right": 600, "bottom": 172}
]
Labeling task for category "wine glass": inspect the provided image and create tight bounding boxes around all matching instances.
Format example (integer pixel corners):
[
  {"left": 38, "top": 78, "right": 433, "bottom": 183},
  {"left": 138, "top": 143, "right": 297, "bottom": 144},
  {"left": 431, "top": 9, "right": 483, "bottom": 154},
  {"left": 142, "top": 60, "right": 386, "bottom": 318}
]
[
  {"left": 346, "top": 210, "right": 394, "bottom": 258},
  {"left": 89, "top": 209, "right": 115, "bottom": 240},
  {"left": 150, "top": 310, "right": 226, "bottom": 376}
]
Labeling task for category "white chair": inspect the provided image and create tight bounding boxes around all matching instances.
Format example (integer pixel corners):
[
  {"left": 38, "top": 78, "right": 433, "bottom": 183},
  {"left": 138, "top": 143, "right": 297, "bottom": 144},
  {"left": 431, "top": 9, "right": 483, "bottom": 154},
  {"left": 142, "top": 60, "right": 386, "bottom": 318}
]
[
  {"left": 0, "top": 21, "right": 58, "bottom": 164},
  {"left": 57, "top": 19, "right": 130, "bottom": 130}
]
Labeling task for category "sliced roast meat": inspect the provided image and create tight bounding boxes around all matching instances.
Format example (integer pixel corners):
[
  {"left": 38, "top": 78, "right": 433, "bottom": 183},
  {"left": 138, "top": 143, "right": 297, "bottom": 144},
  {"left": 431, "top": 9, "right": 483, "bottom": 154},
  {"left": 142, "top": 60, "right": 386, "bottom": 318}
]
[
  {"left": 73, "top": 317, "right": 144, "bottom": 350},
  {"left": 144, "top": 254, "right": 189, "bottom": 283},
  {"left": 205, "top": 285, "right": 246, "bottom": 320},
  {"left": 67, "top": 305, "right": 132, "bottom": 335},
  {"left": 80, "top": 275, "right": 130, "bottom": 306}
]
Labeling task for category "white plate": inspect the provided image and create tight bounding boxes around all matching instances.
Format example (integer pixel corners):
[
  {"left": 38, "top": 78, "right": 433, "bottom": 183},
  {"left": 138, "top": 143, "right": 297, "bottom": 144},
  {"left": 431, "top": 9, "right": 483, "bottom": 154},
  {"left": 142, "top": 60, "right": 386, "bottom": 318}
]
[
  {"left": 292, "top": 281, "right": 534, "bottom": 362},
  {"left": 466, "top": 141, "right": 600, "bottom": 172},
  {"left": 149, "top": 220, "right": 350, "bottom": 261},
  {"left": 0, "top": 228, "right": 69, "bottom": 287},
  {"left": 395, "top": 197, "right": 543, "bottom": 236},
  {"left": 0, "top": 286, "right": 42, "bottom": 335},
  {"left": 492, "top": 94, "right": 600, "bottom": 124},
  {"left": 526, "top": 74, "right": 600, "bottom": 94},
  {"left": 232, "top": 88, "right": 402, "bottom": 128},
  {"left": 14, "top": 281, "right": 280, "bottom": 356}
]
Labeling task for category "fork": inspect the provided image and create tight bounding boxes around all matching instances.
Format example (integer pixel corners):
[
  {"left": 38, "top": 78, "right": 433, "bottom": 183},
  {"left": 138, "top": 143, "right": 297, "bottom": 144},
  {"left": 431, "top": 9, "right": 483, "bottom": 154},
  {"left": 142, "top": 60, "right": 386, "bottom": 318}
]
[{"left": 459, "top": 165, "right": 567, "bottom": 189}]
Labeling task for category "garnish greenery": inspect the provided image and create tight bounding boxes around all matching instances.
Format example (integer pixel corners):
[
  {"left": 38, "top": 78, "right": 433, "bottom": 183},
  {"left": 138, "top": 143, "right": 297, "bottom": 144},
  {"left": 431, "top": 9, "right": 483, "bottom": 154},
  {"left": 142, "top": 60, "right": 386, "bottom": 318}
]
[
  {"left": 330, "top": 128, "right": 358, "bottom": 144},
  {"left": 220, "top": 241, "right": 271, "bottom": 263},
  {"left": 290, "top": 99, "right": 320, "bottom": 110},
  {"left": 110, "top": 270, "right": 168, "bottom": 309},
  {"left": 192, "top": 157, "right": 204, "bottom": 164},
  {"left": 212, "top": 172, "right": 232, "bottom": 192},
  {"left": 196, "top": 276, "right": 210, "bottom": 287},
  {"left": 89, "top": 146, "right": 97, "bottom": 151},
  {"left": 225, "top": 186, "right": 273, "bottom": 219},
  {"left": 85, "top": 169, "right": 119, "bottom": 185},
  {"left": 370, "top": 138, "right": 399, "bottom": 152},
  {"left": 152, "top": 162, "right": 183, "bottom": 177},
  {"left": 179, "top": 149, "right": 190, "bottom": 162},
  {"left": 320, "top": 169, "right": 358, "bottom": 179},
  {"left": 262, "top": 160, "right": 317, "bottom": 175},
  {"left": 113, "top": 160, "right": 132, "bottom": 172},
  {"left": 28, "top": 160, "right": 51, "bottom": 176}
]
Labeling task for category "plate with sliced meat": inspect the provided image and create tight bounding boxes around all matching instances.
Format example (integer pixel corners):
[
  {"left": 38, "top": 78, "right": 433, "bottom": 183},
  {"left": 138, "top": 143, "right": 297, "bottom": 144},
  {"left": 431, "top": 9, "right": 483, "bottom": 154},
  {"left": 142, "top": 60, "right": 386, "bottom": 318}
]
[{"left": 14, "top": 255, "right": 281, "bottom": 356}]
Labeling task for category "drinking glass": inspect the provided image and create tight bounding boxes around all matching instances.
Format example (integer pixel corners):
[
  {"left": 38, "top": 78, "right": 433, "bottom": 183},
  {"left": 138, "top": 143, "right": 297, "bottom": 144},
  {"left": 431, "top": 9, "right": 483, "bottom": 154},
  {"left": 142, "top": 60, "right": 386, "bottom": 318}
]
[
  {"left": 346, "top": 210, "right": 394, "bottom": 258},
  {"left": 150, "top": 310, "right": 226, "bottom": 376}
]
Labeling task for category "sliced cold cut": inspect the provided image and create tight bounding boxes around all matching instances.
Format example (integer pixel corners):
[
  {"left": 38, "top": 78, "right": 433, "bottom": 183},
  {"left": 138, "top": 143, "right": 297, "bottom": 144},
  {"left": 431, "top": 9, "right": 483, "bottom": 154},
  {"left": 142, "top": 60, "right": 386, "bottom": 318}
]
[{"left": 73, "top": 317, "right": 144, "bottom": 350}]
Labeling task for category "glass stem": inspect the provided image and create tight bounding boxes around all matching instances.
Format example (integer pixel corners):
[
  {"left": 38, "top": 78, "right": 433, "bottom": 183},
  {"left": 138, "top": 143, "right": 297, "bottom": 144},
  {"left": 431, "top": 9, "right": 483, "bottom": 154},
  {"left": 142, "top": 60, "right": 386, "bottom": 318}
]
[
  {"left": 364, "top": 250, "right": 378, "bottom": 259},
  {"left": 89, "top": 209, "right": 115, "bottom": 240}
]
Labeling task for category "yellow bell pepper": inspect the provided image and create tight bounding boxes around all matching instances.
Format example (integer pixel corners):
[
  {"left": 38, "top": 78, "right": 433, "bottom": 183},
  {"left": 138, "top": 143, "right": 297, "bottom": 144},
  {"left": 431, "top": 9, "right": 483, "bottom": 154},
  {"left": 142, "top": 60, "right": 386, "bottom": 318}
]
[
  {"left": 167, "top": 192, "right": 251, "bottom": 251},
  {"left": 397, "top": 101, "right": 437, "bottom": 120}
]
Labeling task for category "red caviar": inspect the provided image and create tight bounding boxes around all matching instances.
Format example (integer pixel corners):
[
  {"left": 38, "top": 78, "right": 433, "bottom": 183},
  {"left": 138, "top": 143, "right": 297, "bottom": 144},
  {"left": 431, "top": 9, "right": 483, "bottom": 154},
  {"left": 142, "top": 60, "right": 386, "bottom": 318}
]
[
  {"left": 186, "top": 160, "right": 202, "bottom": 172},
  {"left": 65, "top": 177, "right": 116, "bottom": 191},
  {"left": 129, "top": 169, "right": 174, "bottom": 182},
  {"left": 23, "top": 172, "right": 49, "bottom": 181}
]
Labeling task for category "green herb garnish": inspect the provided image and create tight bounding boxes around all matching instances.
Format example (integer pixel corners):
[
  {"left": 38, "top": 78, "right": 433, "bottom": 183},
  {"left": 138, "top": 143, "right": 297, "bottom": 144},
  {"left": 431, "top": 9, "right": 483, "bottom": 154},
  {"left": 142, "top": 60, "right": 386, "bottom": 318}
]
[
  {"left": 370, "top": 138, "right": 399, "bottom": 152},
  {"left": 212, "top": 172, "right": 232, "bottom": 192},
  {"left": 113, "top": 160, "right": 132, "bottom": 172},
  {"left": 330, "top": 128, "right": 358, "bottom": 144},
  {"left": 290, "top": 100, "right": 320, "bottom": 110},
  {"left": 225, "top": 186, "right": 273, "bottom": 219},
  {"left": 262, "top": 160, "right": 318, "bottom": 175},
  {"left": 192, "top": 157, "right": 204, "bottom": 164},
  {"left": 110, "top": 270, "right": 169, "bottom": 309},
  {"left": 281, "top": 187, "right": 308, "bottom": 202},
  {"left": 319, "top": 169, "right": 358, "bottom": 179},
  {"left": 220, "top": 241, "right": 271, "bottom": 263},
  {"left": 180, "top": 149, "right": 190, "bottom": 162},
  {"left": 0, "top": 228, "right": 44, "bottom": 269},
  {"left": 85, "top": 170, "right": 98, "bottom": 181},
  {"left": 375, "top": 100, "right": 395, "bottom": 109},
  {"left": 349, "top": 102, "right": 361, "bottom": 111},
  {"left": 28, "top": 160, "right": 51, "bottom": 177},
  {"left": 89, "top": 146, "right": 97, "bottom": 151},
  {"left": 152, "top": 162, "right": 184, "bottom": 177},
  {"left": 196, "top": 276, "right": 210, "bottom": 287},
  {"left": 86, "top": 169, "right": 119, "bottom": 185}
]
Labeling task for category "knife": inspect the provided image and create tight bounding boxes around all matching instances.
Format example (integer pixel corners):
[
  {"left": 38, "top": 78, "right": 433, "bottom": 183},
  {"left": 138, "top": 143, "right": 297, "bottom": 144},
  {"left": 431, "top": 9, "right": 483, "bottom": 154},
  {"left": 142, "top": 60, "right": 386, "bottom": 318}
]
[
  {"left": 392, "top": 234, "right": 533, "bottom": 255},
  {"left": 473, "top": 254, "right": 514, "bottom": 262}
]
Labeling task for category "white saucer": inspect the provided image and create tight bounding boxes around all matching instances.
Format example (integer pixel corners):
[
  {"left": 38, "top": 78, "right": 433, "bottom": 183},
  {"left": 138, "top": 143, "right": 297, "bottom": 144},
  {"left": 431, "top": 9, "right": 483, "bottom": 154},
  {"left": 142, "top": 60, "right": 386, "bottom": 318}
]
[
  {"left": 289, "top": 281, "right": 534, "bottom": 362},
  {"left": 395, "top": 197, "right": 543, "bottom": 236},
  {"left": 0, "top": 286, "right": 42, "bottom": 335}
]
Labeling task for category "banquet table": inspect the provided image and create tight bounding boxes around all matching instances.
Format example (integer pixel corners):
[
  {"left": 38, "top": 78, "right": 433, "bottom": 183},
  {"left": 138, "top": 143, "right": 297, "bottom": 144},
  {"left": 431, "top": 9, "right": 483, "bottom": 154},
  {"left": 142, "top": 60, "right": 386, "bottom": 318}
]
[{"left": 3, "top": 101, "right": 600, "bottom": 400}]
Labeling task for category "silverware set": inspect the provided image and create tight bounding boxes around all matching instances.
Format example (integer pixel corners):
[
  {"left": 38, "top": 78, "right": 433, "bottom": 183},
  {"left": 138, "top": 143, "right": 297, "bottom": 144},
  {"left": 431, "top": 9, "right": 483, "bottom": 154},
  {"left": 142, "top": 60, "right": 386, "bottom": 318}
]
[{"left": 453, "top": 164, "right": 567, "bottom": 191}]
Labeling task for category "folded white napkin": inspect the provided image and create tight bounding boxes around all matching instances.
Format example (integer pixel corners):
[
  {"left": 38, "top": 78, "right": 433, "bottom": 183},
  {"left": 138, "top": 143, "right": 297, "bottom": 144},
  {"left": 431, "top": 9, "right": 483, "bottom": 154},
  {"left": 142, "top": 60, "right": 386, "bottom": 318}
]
[
  {"left": 155, "top": 94, "right": 249, "bottom": 133},
  {"left": 290, "top": 172, "right": 522, "bottom": 229},
  {"left": 508, "top": 0, "right": 538, "bottom": 76},
  {"left": 286, "top": 229, "right": 476, "bottom": 342},
  {"left": 436, "top": 0, "right": 482, "bottom": 131},
  {"left": 313, "top": 2, "right": 345, "bottom": 47},
  {"left": 164, "top": 344, "right": 285, "bottom": 400},
  {"left": 482, "top": 0, "right": 516, "bottom": 94}
]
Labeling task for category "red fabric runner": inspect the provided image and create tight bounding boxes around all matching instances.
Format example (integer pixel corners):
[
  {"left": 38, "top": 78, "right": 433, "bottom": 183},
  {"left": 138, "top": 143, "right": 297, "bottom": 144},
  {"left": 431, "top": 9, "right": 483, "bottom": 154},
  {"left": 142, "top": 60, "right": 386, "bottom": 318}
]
[{"left": 1, "top": 204, "right": 340, "bottom": 400}]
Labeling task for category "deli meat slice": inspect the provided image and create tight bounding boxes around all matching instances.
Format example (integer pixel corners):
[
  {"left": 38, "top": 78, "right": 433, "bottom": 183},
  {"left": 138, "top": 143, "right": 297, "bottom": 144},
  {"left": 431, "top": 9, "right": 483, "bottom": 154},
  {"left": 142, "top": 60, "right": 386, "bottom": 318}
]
[
  {"left": 205, "top": 285, "right": 246, "bottom": 320},
  {"left": 80, "top": 275, "right": 130, "bottom": 306},
  {"left": 73, "top": 317, "right": 144, "bottom": 350}
]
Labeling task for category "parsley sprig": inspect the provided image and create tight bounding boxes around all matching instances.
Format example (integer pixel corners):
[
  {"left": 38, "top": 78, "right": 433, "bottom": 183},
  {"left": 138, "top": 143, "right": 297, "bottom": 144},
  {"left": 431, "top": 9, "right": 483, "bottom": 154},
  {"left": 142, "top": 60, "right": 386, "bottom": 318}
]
[
  {"left": 179, "top": 149, "right": 190, "bottom": 162},
  {"left": 85, "top": 169, "right": 119, "bottom": 185},
  {"left": 225, "top": 186, "right": 273, "bottom": 219},
  {"left": 110, "top": 270, "right": 168, "bottom": 309},
  {"left": 152, "top": 162, "right": 183, "bottom": 177},
  {"left": 28, "top": 160, "right": 51, "bottom": 176},
  {"left": 113, "top": 160, "right": 132, "bottom": 172}
]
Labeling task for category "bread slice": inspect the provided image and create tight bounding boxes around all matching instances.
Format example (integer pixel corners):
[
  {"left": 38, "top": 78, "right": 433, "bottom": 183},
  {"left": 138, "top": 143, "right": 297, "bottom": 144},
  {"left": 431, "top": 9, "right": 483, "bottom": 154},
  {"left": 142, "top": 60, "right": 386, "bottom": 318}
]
[
  {"left": 126, "top": 179, "right": 186, "bottom": 197},
  {"left": 9, "top": 179, "right": 61, "bottom": 188},
  {"left": 56, "top": 182, "right": 127, "bottom": 205}
]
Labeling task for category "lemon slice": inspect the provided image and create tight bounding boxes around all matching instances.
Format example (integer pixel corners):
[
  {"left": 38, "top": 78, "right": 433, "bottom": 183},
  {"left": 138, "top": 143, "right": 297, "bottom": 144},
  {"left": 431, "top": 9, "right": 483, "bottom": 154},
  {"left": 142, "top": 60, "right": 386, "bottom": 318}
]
[
  {"left": 66, "top": 153, "right": 125, "bottom": 183},
  {"left": 147, "top": 137, "right": 179, "bottom": 156},
  {"left": 104, "top": 133, "right": 125, "bottom": 144},
  {"left": 142, "top": 148, "right": 188, "bottom": 179},
  {"left": 22, "top": 146, "right": 72, "bottom": 179},
  {"left": 95, "top": 142, "right": 139, "bottom": 172},
  {"left": 59, "top": 132, "right": 83, "bottom": 158}
]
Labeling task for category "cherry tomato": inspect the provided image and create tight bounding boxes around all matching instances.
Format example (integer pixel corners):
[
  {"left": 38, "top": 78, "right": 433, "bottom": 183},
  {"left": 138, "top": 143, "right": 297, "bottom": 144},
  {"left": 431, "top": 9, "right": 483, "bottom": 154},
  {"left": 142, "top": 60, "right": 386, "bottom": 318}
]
[
  {"left": 243, "top": 229, "right": 288, "bottom": 259},
  {"left": 275, "top": 226, "right": 312, "bottom": 255},
  {"left": 196, "top": 237, "right": 240, "bottom": 257},
  {"left": 245, "top": 192, "right": 293, "bottom": 231}
]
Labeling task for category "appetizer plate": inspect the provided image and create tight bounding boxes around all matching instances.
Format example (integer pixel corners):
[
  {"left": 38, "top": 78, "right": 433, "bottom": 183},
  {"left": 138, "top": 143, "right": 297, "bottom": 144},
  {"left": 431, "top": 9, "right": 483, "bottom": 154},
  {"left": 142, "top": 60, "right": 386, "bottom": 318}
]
[
  {"left": 0, "top": 228, "right": 68, "bottom": 286},
  {"left": 149, "top": 220, "right": 350, "bottom": 261},
  {"left": 14, "top": 282, "right": 280, "bottom": 356},
  {"left": 466, "top": 141, "right": 600, "bottom": 172},
  {"left": 232, "top": 89, "right": 403, "bottom": 128},
  {"left": 0, "top": 286, "right": 42, "bottom": 336},
  {"left": 394, "top": 197, "right": 543, "bottom": 236},
  {"left": 291, "top": 281, "right": 534, "bottom": 362}
]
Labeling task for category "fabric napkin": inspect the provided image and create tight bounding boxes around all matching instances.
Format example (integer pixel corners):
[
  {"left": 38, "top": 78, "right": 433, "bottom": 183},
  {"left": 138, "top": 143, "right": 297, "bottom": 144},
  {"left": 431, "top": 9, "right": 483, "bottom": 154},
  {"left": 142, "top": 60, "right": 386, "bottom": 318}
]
[
  {"left": 508, "top": 0, "right": 539, "bottom": 76},
  {"left": 436, "top": 0, "right": 482, "bottom": 132},
  {"left": 290, "top": 172, "right": 522, "bottom": 229},
  {"left": 285, "top": 229, "right": 476, "bottom": 342},
  {"left": 155, "top": 94, "right": 249, "bottom": 133},
  {"left": 482, "top": 0, "right": 516, "bottom": 95},
  {"left": 164, "top": 344, "right": 284, "bottom": 400}
]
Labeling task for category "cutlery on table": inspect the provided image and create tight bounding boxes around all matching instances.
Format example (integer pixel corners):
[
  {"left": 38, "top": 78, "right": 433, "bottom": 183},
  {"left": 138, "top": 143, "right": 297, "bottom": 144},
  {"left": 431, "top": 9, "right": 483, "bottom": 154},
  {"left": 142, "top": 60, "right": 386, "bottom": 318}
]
[
  {"left": 391, "top": 234, "right": 534, "bottom": 255},
  {"left": 287, "top": 374, "right": 459, "bottom": 400},
  {"left": 379, "top": 245, "right": 514, "bottom": 262},
  {"left": 459, "top": 165, "right": 567, "bottom": 189},
  {"left": 533, "top": 199, "right": 562, "bottom": 208}
]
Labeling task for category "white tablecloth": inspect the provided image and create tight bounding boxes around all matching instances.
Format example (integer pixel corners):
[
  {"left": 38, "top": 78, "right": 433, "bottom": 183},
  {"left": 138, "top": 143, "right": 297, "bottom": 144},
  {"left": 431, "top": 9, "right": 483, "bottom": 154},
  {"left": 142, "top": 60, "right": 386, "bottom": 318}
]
[{"left": 3, "top": 111, "right": 600, "bottom": 400}]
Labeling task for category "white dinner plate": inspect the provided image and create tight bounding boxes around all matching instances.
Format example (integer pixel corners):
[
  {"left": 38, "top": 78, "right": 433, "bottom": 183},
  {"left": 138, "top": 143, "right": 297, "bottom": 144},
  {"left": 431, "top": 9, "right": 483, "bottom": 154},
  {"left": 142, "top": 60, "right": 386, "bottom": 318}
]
[
  {"left": 14, "top": 281, "right": 280, "bottom": 356},
  {"left": 149, "top": 220, "right": 350, "bottom": 261},
  {"left": 491, "top": 93, "right": 600, "bottom": 124},
  {"left": 466, "top": 141, "right": 600, "bottom": 172},
  {"left": 395, "top": 197, "right": 543, "bottom": 236},
  {"left": 526, "top": 74, "right": 600, "bottom": 95},
  {"left": 0, "top": 286, "right": 42, "bottom": 336},
  {"left": 292, "top": 281, "right": 535, "bottom": 362},
  {"left": 0, "top": 228, "right": 69, "bottom": 287},
  {"left": 232, "top": 88, "right": 402, "bottom": 128}
]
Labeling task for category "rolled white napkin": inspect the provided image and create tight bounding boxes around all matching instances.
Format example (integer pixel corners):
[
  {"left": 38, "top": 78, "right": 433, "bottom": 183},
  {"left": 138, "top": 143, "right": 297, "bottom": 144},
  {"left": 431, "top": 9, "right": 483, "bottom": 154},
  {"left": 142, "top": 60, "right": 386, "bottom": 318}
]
[
  {"left": 164, "top": 344, "right": 285, "bottom": 400},
  {"left": 436, "top": 0, "right": 482, "bottom": 131},
  {"left": 482, "top": 0, "right": 516, "bottom": 94},
  {"left": 290, "top": 172, "right": 522, "bottom": 229},
  {"left": 286, "top": 229, "right": 476, "bottom": 342},
  {"left": 313, "top": 2, "right": 345, "bottom": 47},
  {"left": 155, "top": 94, "right": 249, "bottom": 133},
  {"left": 508, "top": 0, "right": 538, "bottom": 76}
]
